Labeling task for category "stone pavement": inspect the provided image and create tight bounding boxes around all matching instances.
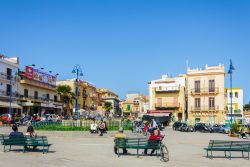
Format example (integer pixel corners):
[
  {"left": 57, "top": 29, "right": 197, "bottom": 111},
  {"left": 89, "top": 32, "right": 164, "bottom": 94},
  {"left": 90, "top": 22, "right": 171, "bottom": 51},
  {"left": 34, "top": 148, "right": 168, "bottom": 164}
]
[{"left": 0, "top": 126, "right": 250, "bottom": 167}]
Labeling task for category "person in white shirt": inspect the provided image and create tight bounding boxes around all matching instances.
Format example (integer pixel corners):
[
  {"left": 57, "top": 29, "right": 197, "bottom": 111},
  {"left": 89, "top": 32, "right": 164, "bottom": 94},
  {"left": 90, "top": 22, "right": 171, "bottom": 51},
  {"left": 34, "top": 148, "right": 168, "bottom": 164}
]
[{"left": 90, "top": 120, "right": 98, "bottom": 134}]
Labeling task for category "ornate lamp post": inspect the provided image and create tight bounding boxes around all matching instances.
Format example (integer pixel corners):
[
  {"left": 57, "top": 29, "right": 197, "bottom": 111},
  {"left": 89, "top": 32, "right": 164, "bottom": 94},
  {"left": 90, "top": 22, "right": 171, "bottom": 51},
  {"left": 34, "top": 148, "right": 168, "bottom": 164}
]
[
  {"left": 228, "top": 59, "right": 235, "bottom": 129},
  {"left": 72, "top": 64, "right": 83, "bottom": 120}
]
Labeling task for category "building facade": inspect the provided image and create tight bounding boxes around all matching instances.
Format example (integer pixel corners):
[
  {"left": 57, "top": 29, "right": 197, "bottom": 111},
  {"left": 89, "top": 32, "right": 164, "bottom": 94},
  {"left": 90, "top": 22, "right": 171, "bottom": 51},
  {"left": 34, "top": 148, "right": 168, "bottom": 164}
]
[
  {"left": 57, "top": 79, "right": 100, "bottom": 116},
  {"left": 97, "top": 88, "right": 120, "bottom": 117},
  {"left": 0, "top": 55, "right": 21, "bottom": 115},
  {"left": 122, "top": 93, "right": 147, "bottom": 119},
  {"left": 148, "top": 74, "right": 186, "bottom": 122},
  {"left": 225, "top": 88, "right": 243, "bottom": 124},
  {"left": 187, "top": 64, "right": 226, "bottom": 125},
  {"left": 18, "top": 68, "right": 62, "bottom": 116}
]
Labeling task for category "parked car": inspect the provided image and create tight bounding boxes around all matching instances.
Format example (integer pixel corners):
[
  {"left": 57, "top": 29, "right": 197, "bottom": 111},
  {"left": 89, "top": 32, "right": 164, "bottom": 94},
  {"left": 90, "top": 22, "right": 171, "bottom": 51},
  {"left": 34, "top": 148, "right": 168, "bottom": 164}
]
[
  {"left": 194, "top": 123, "right": 211, "bottom": 132},
  {"left": 219, "top": 125, "right": 231, "bottom": 134},
  {"left": 180, "top": 123, "right": 195, "bottom": 132},
  {"left": 172, "top": 122, "right": 183, "bottom": 130},
  {"left": 0, "top": 114, "right": 11, "bottom": 124}
]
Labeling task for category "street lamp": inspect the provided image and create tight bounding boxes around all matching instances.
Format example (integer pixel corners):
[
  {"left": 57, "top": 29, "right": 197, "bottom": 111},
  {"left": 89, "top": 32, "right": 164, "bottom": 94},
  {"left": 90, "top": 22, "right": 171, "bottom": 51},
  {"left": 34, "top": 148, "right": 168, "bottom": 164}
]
[
  {"left": 228, "top": 59, "right": 235, "bottom": 129},
  {"left": 72, "top": 64, "right": 83, "bottom": 120}
]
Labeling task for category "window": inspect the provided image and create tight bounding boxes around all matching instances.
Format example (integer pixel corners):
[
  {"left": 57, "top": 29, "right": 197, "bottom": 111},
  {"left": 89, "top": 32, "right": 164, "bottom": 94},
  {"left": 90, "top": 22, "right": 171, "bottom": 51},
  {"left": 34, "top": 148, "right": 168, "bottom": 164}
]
[
  {"left": 6, "top": 84, "right": 11, "bottom": 96},
  {"left": 34, "top": 91, "right": 38, "bottom": 99},
  {"left": 209, "top": 97, "right": 215, "bottom": 108},
  {"left": 209, "top": 80, "right": 215, "bottom": 92},
  {"left": 195, "top": 98, "right": 200, "bottom": 108},
  {"left": 54, "top": 95, "right": 58, "bottom": 102},
  {"left": 127, "top": 105, "right": 131, "bottom": 111},
  {"left": 24, "top": 89, "right": 28, "bottom": 98},
  {"left": 46, "top": 94, "right": 50, "bottom": 100},
  {"left": 6, "top": 68, "right": 12, "bottom": 80},
  {"left": 235, "top": 92, "right": 238, "bottom": 98},
  {"left": 195, "top": 81, "right": 200, "bottom": 92},
  {"left": 159, "top": 86, "right": 162, "bottom": 90},
  {"left": 230, "top": 92, "right": 233, "bottom": 98}
]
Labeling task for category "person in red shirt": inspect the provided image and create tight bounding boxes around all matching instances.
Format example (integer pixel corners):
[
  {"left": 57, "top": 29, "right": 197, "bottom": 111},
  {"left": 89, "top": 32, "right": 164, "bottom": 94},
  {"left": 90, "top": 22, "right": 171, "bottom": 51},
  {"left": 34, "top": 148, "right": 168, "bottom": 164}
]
[{"left": 144, "top": 129, "right": 163, "bottom": 155}]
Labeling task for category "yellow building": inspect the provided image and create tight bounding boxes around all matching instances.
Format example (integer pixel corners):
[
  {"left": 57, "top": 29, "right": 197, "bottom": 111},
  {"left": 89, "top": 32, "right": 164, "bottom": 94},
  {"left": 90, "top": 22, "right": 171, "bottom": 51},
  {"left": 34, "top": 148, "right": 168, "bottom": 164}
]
[
  {"left": 18, "top": 70, "right": 62, "bottom": 115},
  {"left": 187, "top": 64, "right": 226, "bottom": 125},
  {"left": 57, "top": 79, "right": 100, "bottom": 114},
  {"left": 148, "top": 74, "right": 186, "bottom": 122},
  {"left": 97, "top": 88, "right": 120, "bottom": 117},
  {"left": 122, "top": 93, "right": 146, "bottom": 119}
]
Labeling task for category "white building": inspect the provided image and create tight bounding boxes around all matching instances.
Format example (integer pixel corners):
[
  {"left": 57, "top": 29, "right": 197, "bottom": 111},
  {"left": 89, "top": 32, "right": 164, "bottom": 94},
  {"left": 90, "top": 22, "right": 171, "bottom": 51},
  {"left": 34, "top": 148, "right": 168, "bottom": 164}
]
[
  {"left": 148, "top": 74, "right": 186, "bottom": 121},
  {"left": 0, "top": 55, "right": 21, "bottom": 114},
  {"left": 225, "top": 88, "right": 243, "bottom": 124}
]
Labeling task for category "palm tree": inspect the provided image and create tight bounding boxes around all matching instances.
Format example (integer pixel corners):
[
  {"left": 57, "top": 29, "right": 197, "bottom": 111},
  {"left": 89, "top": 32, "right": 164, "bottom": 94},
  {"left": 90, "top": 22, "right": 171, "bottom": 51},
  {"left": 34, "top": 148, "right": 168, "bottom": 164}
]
[
  {"left": 56, "top": 85, "right": 75, "bottom": 117},
  {"left": 103, "top": 101, "right": 113, "bottom": 118}
]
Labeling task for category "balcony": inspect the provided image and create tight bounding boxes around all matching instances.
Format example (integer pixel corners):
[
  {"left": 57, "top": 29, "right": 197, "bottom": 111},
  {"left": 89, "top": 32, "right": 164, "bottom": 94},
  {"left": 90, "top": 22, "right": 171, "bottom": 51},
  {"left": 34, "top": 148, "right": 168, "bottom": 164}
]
[
  {"left": 0, "top": 90, "right": 19, "bottom": 98},
  {"left": 20, "top": 79, "right": 56, "bottom": 91},
  {"left": 191, "top": 87, "right": 219, "bottom": 95},
  {"left": 155, "top": 86, "right": 180, "bottom": 92},
  {"left": 0, "top": 72, "right": 19, "bottom": 82},
  {"left": 155, "top": 102, "right": 180, "bottom": 109},
  {"left": 190, "top": 106, "right": 219, "bottom": 112}
]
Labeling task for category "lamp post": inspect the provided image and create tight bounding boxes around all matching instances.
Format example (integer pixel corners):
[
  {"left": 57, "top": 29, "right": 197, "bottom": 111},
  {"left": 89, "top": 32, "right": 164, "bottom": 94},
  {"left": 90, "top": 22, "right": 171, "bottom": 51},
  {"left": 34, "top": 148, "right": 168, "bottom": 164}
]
[
  {"left": 72, "top": 64, "right": 83, "bottom": 120},
  {"left": 228, "top": 59, "right": 235, "bottom": 129}
]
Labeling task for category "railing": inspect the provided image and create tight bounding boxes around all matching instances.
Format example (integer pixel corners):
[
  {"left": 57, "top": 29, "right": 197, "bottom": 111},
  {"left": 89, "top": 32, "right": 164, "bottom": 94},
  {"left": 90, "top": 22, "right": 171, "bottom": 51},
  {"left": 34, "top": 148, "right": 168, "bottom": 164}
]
[
  {"left": 155, "top": 102, "right": 180, "bottom": 108},
  {"left": 0, "top": 72, "right": 19, "bottom": 82},
  {"left": 0, "top": 90, "right": 19, "bottom": 97},
  {"left": 18, "top": 95, "right": 63, "bottom": 104},
  {"left": 191, "top": 106, "right": 220, "bottom": 111},
  {"left": 155, "top": 86, "right": 180, "bottom": 92},
  {"left": 191, "top": 87, "right": 219, "bottom": 95}
]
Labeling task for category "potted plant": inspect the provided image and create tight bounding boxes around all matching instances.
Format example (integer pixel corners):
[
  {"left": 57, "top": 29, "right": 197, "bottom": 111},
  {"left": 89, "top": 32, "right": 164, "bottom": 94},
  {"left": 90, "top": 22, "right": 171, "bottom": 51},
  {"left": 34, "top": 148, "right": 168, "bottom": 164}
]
[{"left": 229, "top": 121, "right": 240, "bottom": 138}]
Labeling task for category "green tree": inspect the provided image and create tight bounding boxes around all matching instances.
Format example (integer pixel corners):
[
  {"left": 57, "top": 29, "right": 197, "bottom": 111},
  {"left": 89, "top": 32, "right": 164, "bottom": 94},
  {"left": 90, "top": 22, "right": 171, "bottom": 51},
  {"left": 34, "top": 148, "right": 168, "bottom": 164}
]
[
  {"left": 56, "top": 85, "right": 75, "bottom": 116},
  {"left": 244, "top": 102, "right": 250, "bottom": 111},
  {"left": 103, "top": 101, "right": 113, "bottom": 118}
]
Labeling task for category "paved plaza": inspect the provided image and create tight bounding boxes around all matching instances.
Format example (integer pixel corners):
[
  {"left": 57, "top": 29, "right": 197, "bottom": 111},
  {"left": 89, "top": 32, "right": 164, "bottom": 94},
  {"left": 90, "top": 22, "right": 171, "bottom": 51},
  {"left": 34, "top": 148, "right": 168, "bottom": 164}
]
[{"left": 0, "top": 127, "right": 250, "bottom": 167}]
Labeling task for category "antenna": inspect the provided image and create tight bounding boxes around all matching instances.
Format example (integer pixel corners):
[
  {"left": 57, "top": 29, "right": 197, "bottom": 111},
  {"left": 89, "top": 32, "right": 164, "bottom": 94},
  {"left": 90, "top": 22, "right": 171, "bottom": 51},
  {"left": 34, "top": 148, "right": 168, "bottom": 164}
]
[{"left": 185, "top": 58, "right": 189, "bottom": 73}]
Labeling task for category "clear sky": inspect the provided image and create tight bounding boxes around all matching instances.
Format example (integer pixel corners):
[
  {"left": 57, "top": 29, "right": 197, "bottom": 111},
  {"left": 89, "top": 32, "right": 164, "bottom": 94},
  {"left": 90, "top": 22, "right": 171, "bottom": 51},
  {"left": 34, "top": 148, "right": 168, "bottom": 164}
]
[{"left": 0, "top": 0, "right": 249, "bottom": 103}]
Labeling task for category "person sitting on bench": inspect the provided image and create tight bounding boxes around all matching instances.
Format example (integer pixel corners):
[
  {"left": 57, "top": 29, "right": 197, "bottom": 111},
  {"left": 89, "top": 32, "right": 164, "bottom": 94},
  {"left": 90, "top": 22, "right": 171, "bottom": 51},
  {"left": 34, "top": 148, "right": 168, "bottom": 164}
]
[
  {"left": 114, "top": 128, "right": 127, "bottom": 155},
  {"left": 9, "top": 125, "right": 24, "bottom": 138},
  {"left": 144, "top": 129, "right": 163, "bottom": 155}
]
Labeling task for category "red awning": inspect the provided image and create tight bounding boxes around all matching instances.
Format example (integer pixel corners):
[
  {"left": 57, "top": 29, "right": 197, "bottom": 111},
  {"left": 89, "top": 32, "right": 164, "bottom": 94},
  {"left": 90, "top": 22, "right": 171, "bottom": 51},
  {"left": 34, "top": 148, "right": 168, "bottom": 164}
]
[{"left": 147, "top": 110, "right": 174, "bottom": 114}]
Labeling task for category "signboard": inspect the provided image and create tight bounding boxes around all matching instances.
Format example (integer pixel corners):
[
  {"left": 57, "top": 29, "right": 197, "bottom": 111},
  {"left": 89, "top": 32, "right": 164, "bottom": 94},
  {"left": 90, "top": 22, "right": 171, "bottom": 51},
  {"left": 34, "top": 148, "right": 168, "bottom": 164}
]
[{"left": 25, "top": 66, "right": 57, "bottom": 86}]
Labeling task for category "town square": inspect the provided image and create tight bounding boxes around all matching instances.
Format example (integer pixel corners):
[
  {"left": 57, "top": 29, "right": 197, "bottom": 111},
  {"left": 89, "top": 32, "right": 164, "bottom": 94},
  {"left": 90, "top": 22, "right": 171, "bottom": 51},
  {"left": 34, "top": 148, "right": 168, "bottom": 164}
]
[{"left": 0, "top": 0, "right": 250, "bottom": 167}]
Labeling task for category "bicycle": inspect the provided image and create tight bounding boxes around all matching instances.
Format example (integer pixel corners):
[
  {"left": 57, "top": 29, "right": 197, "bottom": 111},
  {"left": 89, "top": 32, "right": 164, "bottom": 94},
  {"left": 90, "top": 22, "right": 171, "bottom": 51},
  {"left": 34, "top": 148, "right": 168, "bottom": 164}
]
[
  {"left": 159, "top": 136, "right": 169, "bottom": 162},
  {"left": 160, "top": 142, "right": 169, "bottom": 162}
]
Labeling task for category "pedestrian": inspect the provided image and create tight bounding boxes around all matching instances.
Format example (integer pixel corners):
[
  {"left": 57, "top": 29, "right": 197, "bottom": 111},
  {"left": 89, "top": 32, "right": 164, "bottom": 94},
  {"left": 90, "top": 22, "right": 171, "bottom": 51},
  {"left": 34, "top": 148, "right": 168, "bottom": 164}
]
[
  {"left": 98, "top": 120, "right": 106, "bottom": 136},
  {"left": 26, "top": 125, "right": 38, "bottom": 150}
]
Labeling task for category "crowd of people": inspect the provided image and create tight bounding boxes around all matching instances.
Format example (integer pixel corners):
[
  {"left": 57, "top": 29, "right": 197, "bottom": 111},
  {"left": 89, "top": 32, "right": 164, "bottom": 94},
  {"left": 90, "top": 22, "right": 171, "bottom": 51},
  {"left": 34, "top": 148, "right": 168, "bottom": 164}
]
[{"left": 135, "top": 119, "right": 163, "bottom": 136}]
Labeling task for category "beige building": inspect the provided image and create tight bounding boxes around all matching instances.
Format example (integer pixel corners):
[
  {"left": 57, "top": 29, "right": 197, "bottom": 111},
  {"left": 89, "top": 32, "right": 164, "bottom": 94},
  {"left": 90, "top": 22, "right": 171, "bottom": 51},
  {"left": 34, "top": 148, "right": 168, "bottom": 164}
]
[
  {"left": 187, "top": 64, "right": 226, "bottom": 125},
  {"left": 121, "top": 93, "right": 147, "bottom": 119},
  {"left": 148, "top": 74, "right": 186, "bottom": 122},
  {"left": 57, "top": 79, "right": 100, "bottom": 115},
  {"left": 18, "top": 70, "right": 62, "bottom": 115},
  {"left": 97, "top": 88, "right": 120, "bottom": 117}
]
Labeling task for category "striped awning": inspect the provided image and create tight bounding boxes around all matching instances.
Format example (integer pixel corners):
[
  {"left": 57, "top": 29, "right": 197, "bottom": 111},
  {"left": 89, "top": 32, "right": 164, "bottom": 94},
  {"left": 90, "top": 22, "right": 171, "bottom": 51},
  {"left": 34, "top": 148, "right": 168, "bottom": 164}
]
[{"left": 0, "top": 101, "right": 22, "bottom": 109}]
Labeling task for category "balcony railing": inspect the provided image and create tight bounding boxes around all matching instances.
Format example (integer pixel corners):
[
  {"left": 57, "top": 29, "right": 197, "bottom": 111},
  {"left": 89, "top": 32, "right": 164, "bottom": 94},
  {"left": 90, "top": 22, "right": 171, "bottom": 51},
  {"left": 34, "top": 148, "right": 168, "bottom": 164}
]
[
  {"left": 0, "top": 72, "right": 19, "bottom": 82},
  {"left": 155, "top": 102, "right": 180, "bottom": 108},
  {"left": 191, "top": 87, "right": 219, "bottom": 95},
  {"left": 18, "top": 95, "right": 59, "bottom": 104},
  {"left": 0, "top": 90, "right": 19, "bottom": 97},
  {"left": 155, "top": 86, "right": 180, "bottom": 92},
  {"left": 190, "top": 106, "right": 219, "bottom": 111}
]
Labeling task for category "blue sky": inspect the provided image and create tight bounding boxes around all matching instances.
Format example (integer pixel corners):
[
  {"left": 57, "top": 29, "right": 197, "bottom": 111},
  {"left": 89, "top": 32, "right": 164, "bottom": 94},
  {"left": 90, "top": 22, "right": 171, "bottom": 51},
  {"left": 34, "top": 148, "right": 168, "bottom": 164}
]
[{"left": 0, "top": 0, "right": 249, "bottom": 103}]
